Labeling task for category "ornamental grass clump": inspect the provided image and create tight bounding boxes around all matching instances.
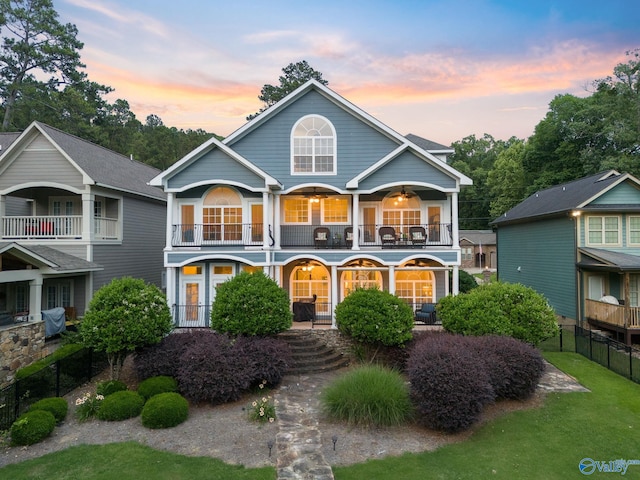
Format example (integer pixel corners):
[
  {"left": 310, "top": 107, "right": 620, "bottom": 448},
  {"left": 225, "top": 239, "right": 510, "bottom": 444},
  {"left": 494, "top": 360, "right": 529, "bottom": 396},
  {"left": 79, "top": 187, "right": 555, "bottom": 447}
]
[
  {"left": 96, "top": 390, "right": 145, "bottom": 421},
  {"left": 29, "top": 397, "right": 68, "bottom": 423},
  {"left": 96, "top": 380, "right": 127, "bottom": 397},
  {"left": 321, "top": 364, "right": 413, "bottom": 427},
  {"left": 137, "top": 375, "right": 178, "bottom": 401},
  {"left": 10, "top": 410, "right": 56, "bottom": 446},
  {"left": 141, "top": 392, "right": 189, "bottom": 429}
]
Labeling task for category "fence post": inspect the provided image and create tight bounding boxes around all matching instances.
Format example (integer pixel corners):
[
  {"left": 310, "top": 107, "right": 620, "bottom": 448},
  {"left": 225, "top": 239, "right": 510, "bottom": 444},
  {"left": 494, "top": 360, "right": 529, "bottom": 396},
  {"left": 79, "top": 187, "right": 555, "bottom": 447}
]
[
  {"left": 606, "top": 337, "right": 611, "bottom": 369},
  {"left": 559, "top": 326, "right": 563, "bottom": 352},
  {"left": 55, "top": 360, "right": 61, "bottom": 397}
]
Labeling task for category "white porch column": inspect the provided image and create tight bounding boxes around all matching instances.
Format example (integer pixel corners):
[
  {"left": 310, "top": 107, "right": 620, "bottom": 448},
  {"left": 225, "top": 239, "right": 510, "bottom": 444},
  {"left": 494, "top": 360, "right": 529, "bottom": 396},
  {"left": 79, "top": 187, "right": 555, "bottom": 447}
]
[
  {"left": 452, "top": 265, "right": 459, "bottom": 295},
  {"left": 388, "top": 265, "right": 395, "bottom": 294},
  {"left": 273, "top": 194, "right": 281, "bottom": 249},
  {"left": 262, "top": 192, "right": 270, "bottom": 250},
  {"left": 166, "top": 193, "right": 174, "bottom": 249},
  {"left": 331, "top": 265, "right": 338, "bottom": 329},
  {"left": 165, "top": 267, "right": 176, "bottom": 311},
  {"left": 0, "top": 194, "right": 5, "bottom": 237},
  {"left": 82, "top": 192, "right": 95, "bottom": 242},
  {"left": 445, "top": 268, "right": 450, "bottom": 297},
  {"left": 450, "top": 192, "right": 459, "bottom": 246},
  {"left": 352, "top": 193, "right": 360, "bottom": 250},
  {"left": 29, "top": 276, "right": 43, "bottom": 322}
]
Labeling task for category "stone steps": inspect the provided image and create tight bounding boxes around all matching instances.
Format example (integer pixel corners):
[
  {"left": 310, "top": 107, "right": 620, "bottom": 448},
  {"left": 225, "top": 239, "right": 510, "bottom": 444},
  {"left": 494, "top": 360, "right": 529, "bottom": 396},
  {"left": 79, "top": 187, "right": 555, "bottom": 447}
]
[{"left": 279, "top": 331, "right": 349, "bottom": 375}]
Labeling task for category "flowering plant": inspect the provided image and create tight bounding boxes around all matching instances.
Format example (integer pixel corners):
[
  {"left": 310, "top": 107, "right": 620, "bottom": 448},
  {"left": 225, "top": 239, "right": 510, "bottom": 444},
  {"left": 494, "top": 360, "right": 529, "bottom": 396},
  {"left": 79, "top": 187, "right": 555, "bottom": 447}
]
[
  {"left": 248, "top": 380, "right": 276, "bottom": 424},
  {"left": 75, "top": 392, "right": 104, "bottom": 422}
]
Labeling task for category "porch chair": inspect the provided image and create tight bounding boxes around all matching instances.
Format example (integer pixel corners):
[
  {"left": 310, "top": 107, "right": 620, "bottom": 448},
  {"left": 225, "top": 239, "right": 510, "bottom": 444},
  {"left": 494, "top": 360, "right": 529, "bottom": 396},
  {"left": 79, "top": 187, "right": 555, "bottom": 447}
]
[
  {"left": 314, "top": 227, "right": 331, "bottom": 248},
  {"left": 378, "top": 226, "right": 396, "bottom": 248},
  {"left": 344, "top": 227, "right": 360, "bottom": 248},
  {"left": 414, "top": 303, "right": 437, "bottom": 325},
  {"left": 409, "top": 226, "right": 427, "bottom": 246}
]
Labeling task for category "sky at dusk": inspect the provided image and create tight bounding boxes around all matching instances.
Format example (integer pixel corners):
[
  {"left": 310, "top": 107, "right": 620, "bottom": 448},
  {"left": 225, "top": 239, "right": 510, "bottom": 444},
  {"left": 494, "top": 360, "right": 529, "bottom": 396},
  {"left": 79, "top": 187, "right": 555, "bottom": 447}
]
[{"left": 56, "top": 0, "right": 639, "bottom": 146}]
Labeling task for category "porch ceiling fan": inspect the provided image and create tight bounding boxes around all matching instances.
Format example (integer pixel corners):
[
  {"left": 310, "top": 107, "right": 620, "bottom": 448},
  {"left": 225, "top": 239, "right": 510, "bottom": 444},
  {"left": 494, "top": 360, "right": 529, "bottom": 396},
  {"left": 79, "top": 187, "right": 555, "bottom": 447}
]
[
  {"left": 306, "top": 187, "right": 328, "bottom": 203},
  {"left": 391, "top": 186, "right": 415, "bottom": 201}
]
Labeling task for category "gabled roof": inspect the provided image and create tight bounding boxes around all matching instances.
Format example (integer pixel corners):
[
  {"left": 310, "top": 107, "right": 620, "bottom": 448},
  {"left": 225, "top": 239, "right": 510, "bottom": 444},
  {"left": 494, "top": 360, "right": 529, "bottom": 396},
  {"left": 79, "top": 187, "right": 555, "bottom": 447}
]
[
  {"left": 0, "top": 243, "right": 102, "bottom": 273},
  {"left": 0, "top": 122, "right": 165, "bottom": 202},
  {"left": 405, "top": 133, "right": 453, "bottom": 154},
  {"left": 491, "top": 170, "right": 638, "bottom": 226},
  {"left": 149, "top": 135, "right": 280, "bottom": 190},
  {"left": 459, "top": 230, "right": 496, "bottom": 245}
]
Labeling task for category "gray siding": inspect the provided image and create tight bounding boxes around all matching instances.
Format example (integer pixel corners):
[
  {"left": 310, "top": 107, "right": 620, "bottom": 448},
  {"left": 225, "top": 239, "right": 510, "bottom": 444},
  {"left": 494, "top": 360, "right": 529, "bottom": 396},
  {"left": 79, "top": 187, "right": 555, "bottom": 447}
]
[
  {"left": 4, "top": 196, "right": 31, "bottom": 215},
  {"left": 168, "top": 149, "right": 266, "bottom": 191},
  {"left": 92, "top": 195, "right": 166, "bottom": 290},
  {"left": 358, "top": 151, "right": 457, "bottom": 191},
  {"left": 228, "top": 90, "right": 400, "bottom": 190},
  {"left": 497, "top": 216, "right": 576, "bottom": 318},
  {"left": 0, "top": 135, "right": 84, "bottom": 190}
]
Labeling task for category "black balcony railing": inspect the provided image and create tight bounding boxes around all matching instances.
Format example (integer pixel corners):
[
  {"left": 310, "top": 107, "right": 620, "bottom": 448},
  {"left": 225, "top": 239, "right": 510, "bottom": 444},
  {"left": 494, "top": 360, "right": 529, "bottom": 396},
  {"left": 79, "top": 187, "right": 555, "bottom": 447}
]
[
  {"left": 171, "top": 223, "right": 452, "bottom": 248},
  {"left": 173, "top": 304, "right": 211, "bottom": 328}
]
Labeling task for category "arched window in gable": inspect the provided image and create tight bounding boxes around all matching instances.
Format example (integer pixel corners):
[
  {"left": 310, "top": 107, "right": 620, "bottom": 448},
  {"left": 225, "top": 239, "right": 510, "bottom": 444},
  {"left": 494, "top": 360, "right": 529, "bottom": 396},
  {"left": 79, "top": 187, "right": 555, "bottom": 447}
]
[{"left": 291, "top": 115, "right": 336, "bottom": 174}]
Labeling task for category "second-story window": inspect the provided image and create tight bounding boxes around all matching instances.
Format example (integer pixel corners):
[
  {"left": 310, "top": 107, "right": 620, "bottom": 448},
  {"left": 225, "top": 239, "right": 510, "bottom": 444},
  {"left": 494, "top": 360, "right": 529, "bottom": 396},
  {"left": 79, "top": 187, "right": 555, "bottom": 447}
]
[
  {"left": 587, "top": 215, "right": 620, "bottom": 246},
  {"left": 291, "top": 115, "right": 336, "bottom": 174},
  {"left": 203, "top": 187, "right": 242, "bottom": 241}
]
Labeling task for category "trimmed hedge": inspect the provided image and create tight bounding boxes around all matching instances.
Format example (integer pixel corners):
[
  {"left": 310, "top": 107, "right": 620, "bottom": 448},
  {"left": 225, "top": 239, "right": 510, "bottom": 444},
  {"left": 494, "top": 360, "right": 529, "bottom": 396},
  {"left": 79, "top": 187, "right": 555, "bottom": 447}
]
[
  {"left": 96, "top": 390, "right": 145, "bottom": 421},
  {"left": 29, "top": 397, "right": 68, "bottom": 423},
  {"left": 10, "top": 410, "right": 56, "bottom": 446},
  {"left": 407, "top": 333, "right": 495, "bottom": 432},
  {"left": 137, "top": 376, "right": 178, "bottom": 401},
  {"left": 96, "top": 380, "right": 128, "bottom": 397},
  {"left": 141, "top": 392, "right": 189, "bottom": 429}
]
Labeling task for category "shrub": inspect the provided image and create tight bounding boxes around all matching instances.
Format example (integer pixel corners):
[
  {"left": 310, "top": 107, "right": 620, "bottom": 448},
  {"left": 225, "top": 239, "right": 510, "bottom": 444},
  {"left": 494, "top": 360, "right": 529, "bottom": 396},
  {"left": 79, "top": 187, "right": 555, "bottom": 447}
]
[
  {"left": 10, "top": 410, "right": 56, "bottom": 446},
  {"left": 29, "top": 397, "right": 68, "bottom": 423},
  {"left": 96, "top": 380, "right": 128, "bottom": 397},
  {"left": 210, "top": 271, "right": 292, "bottom": 335},
  {"left": 407, "top": 333, "right": 495, "bottom": 432},
  {"left": 471, "top": 335, "right": 545, "bottom": 400},
  {"left": 96, "top": 390, "right": 145, "bottom": 421},
  {"left": 176, "top": 333, "right": 251, "bottom": 404},
  {"left": 233, "top": 335, "right": 291, "bottom": 388},
  {"left": 134, "top": 331, "right": 196, "bottom": 380},
  {"left": 438, "top": 281, "right": 559, "bottom": 345},
  {"left": 80, "top": 277, "right": 174, "bottom": 380},
  {"left": 137, "top": 376, "right": 178, "bottom": 401},
  {"left": 141, "top": 392, "right": 189, "bottom": 429},
  {"left": 459, "top": 269, "right": 479, "bottom": 293},
  {"left": 75, "top": 393, "right": 104, "bottom": 422},
  {"left": 321, "top": 364, "right": 413, "bottom": 427},
  {"left": 335, "top": 287, "right": 414, "bottom": 358}
]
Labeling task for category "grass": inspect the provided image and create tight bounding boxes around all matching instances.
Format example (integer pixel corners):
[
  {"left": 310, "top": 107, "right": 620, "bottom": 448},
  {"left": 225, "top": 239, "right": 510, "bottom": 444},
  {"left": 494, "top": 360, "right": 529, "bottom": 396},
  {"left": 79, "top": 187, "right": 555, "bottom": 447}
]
[
  {"left": 3, "top": 352, "right": 640, "bottom": 479},
  {"left": 321, "top": 364, "right": 413, "bottom": 426}
]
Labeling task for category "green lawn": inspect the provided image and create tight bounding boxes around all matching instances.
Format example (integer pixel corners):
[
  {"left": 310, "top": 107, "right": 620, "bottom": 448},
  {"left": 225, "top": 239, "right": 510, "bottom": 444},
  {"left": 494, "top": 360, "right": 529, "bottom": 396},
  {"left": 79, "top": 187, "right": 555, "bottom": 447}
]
[{"left": 3, "top": 352, "right": 640, "bottom": 480}]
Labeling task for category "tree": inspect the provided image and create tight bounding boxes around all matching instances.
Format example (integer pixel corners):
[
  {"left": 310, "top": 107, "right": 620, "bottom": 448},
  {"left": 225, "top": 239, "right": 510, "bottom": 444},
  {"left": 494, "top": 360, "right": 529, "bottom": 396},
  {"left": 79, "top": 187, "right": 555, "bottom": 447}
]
[
  {"left": 487, "top": 140, "right": 526, "bottom": 219},
  {"left": 79, "top": 277, "right": 173, "bottom": 380},
  {"left": 0, "top": 0, "right": 85, "bottom": 130},
  {"left": 247, "top": 60, "right": 328, "bottom": 120}
]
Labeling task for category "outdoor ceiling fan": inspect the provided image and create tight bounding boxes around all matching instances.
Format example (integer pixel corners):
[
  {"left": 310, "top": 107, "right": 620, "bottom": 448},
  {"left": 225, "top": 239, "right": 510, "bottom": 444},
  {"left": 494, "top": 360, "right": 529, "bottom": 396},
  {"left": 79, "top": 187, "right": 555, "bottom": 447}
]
[
  {"left": 306, "top": 187, "right": 328, "bottom": 203},
  {"left": 391, "top": 186, "right": 415, "bottom": 201}
]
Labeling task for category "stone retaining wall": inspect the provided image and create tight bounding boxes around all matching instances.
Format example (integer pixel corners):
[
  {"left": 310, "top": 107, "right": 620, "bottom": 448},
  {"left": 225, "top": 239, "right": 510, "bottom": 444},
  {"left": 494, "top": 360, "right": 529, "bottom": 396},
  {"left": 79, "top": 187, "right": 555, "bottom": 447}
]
[{"left": 0, "top": 321, "right": 46, "bottom": 387}]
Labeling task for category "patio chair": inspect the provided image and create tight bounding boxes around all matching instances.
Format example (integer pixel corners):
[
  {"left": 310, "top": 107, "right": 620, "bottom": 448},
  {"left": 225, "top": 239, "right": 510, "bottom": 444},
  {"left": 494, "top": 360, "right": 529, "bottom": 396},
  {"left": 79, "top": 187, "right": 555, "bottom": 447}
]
[
  {"left": 344, "top": 227, "right": 360, "bottom": 248},
  {"left": 378, "top": 226, "right": 396, "bottom": 248},
  {"left": 409, "top": 226, "right": 427, "bottom": 246},
  {"left": 314, "top": 227, "right": 331, "bottom": 248},
  {"left": 414, "top": 303, "right": 437, "bottom": 324}
]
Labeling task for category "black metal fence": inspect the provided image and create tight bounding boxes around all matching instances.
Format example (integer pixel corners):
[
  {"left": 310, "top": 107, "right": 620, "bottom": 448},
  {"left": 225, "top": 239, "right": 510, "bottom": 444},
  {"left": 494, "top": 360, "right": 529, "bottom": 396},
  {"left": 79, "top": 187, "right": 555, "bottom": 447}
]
[
  {"left": 0, "top": 347, "right": 107, "bottom": 430},
  {"left": 540, "top": 325, "right": 640, "bottom": 384}
]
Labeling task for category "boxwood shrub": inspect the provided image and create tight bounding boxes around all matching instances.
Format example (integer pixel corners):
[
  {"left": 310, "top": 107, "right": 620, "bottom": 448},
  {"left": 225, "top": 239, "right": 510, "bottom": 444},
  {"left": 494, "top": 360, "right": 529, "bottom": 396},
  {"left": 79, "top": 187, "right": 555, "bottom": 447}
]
[
  {"left": 10, "top": 410, "right": 56, "bottom": 446},
  {"left": 141, "top": 392, "right": 189, "bottom": 429},
  {"left": 137, "top": 375, "right": 178, "bottom": 401},
  {"left": 407, "top": 333, "right": 495, "bottom": 432},
  {"left": 96, "top": 380, "right": 128, "bottom": 397},
  {"left": 29, "top": 397, "right": 68, "bottom": 423},
  {"left": 96, "top": 390, "right": 145, "bottom": 421}
]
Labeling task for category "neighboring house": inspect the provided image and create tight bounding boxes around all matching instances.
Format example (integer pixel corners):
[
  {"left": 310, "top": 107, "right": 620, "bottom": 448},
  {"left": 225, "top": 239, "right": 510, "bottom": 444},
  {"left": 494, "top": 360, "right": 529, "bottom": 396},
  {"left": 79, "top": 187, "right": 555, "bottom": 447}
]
[
  {"left": 459, "top": 230, "right": 496, "bottom": 269},
  {"left": 0, "top": 121, "right": 167, "bottom": 326},
  {"left": 150, "top": 79, "right": 472, "bottom": 328},
  {"left": 492, "top": 170, "right": 640, "bottom": 344}
]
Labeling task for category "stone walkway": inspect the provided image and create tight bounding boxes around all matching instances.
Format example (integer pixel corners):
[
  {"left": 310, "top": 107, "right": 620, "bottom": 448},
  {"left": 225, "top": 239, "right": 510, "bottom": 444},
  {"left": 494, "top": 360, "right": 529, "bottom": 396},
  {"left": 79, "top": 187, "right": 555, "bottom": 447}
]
[{"left": 272, "top": 361, "right": 588, "bottom": 480}]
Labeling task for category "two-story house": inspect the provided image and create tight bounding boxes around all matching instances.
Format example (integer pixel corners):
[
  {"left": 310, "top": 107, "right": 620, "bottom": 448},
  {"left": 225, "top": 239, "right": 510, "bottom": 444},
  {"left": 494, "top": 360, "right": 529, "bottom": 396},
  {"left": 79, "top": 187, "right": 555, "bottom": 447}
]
[
  {"left": 150, "top": 80, "right": 472, "bottom": 328},
  {"left": 0, "top": 121, "right": 166, "bottom": 326},
  {"left": 492, "top": 170, "right": 640, "bottom": 344}
]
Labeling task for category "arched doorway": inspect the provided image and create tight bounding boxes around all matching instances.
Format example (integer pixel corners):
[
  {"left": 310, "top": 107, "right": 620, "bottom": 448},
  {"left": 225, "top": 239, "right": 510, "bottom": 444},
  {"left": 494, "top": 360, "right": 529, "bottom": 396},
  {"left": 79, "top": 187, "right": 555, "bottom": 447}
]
[
  {"left": 290, "top": 263, "right": 330, "bottom": 316},
  {"left": 395, "top": 269, "right": 435, "bottom": 310}
]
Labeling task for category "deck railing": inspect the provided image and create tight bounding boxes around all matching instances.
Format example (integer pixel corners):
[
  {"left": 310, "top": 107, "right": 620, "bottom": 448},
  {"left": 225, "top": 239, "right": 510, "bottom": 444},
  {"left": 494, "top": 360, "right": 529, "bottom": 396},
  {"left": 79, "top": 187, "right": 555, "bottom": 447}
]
[
  {"left": 2, "top": 215, "right": 119, "bottom": 240},
  {"left": 172, "top": 224, "right": 264, "bottom": 247},
  {"left": 585, "top": 299, "right": 640, "bottom": 328}
]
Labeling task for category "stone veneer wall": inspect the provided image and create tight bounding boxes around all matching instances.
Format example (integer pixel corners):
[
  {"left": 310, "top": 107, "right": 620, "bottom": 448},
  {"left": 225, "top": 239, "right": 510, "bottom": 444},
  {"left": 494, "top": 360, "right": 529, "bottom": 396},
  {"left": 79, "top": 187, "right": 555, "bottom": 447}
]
[
  {"left": 0, "top": 321, "right": 46, "bottom": 388},
  {"left": 309, "top": 329, "right": 355, "bottom": 359}
]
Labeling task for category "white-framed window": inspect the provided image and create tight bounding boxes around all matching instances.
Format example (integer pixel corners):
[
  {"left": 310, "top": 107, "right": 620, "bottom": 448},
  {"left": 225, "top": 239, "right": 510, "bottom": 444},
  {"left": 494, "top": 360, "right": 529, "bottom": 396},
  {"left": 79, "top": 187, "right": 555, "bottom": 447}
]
[
  {"left": 283, "top": 197, "right": 311, "bottom": 224},
  {"left": 291, "top": 115, "right": 336, "bottom": 174},
  {"left": 322, "top": 197, "right": 349, "bottom": 224},
  {"left": 395, "top": 270, "right": 435, "bottom": 307},
  {"left": 46, "top": 281, "right": 72, "bottom": 310},
  {"left": 462, "top": 247, "right": 473, "bottom": 261},
  {"left": 587, "top": 215, "right": 620, "bottom": 246},
  {"left": 629, "top": 216, "right": 640, "bottom": 246},
  {"left": 202, "top": 186, "right": 242, "bottom": 241}
]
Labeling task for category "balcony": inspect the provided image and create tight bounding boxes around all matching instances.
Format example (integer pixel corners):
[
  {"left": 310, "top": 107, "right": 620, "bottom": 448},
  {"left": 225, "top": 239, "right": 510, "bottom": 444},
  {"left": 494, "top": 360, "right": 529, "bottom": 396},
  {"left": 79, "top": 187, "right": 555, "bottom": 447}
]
[
  {"left": 171, "top": 223, "right": 452, "bottom": 248},
  {"left": 585, "top": 299, "right": 640, "bottom": 329},
  {"left": 2, "top": 215, "right": 119, "bottom": 241}
]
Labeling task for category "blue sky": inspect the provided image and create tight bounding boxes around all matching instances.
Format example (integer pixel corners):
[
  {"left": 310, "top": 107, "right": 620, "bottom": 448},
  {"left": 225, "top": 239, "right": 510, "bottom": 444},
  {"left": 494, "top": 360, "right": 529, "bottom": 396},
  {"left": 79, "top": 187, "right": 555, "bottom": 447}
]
[{"left": 56, "top": 0, "right": 639, "bottom": 145}]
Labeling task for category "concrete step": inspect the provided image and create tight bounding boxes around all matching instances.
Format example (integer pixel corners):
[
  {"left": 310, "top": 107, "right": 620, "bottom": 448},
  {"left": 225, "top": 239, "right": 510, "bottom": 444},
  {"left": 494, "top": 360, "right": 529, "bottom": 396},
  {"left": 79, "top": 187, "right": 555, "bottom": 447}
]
[{"left": 279, "top": 331, "right": 349, "bottom": 375}]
